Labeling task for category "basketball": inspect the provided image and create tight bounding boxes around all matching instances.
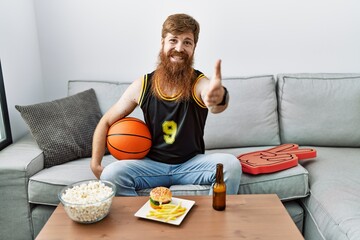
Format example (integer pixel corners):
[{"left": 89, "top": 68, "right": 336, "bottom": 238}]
[{"left": 106, "top": 117, "right": 152, "bottom": 160}]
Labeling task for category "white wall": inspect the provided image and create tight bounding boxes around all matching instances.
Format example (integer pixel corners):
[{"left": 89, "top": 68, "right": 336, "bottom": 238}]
[
  {"left": 1, "top": 0, "right": 360, "bottom": 140},
  {"left": 33, "top": 0, "right": 360, "bottom": 100},
  {"left": 0, "top": 0, "right": 44, "bottom": 141}
]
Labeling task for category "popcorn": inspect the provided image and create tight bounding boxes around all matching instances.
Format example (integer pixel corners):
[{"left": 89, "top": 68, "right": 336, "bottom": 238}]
[{"left": 59, "top": 180, "right": 115, "bottom": 223}]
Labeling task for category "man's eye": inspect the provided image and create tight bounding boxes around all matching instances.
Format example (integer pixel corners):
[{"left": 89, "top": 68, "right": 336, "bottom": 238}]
[
  {"left": 169, "top": 39, "right": 177, "bottom": 43},
  {"left": 185, "top": 41, "right": 193, "bottom": 46}
]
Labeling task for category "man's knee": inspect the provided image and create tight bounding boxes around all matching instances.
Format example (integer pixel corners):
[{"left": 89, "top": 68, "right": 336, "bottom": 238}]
[
  {"left": 101, "top": 161, "right": 131, "bottom": 182},
  {"left": 218, "top": 153, "right": 241, "bottom": 172},
  {"left": 219, "top": 153, "right": 241, "bottom": 194}
]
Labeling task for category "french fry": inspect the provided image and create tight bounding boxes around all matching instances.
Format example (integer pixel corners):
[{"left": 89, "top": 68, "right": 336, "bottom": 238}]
[{"left": 146, "top": 202, "right": 187, "bottom": 222}]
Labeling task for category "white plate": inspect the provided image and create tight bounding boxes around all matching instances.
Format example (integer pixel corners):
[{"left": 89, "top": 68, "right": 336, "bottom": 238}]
[{"left": 134, "top": 197, "right": 195, "bottom": 225}]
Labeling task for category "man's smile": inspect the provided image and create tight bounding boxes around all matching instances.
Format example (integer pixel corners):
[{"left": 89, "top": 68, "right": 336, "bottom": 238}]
[
  {"left": 169, "top": 51, "right": 188, "bottom": 63},
  {"left": 170, "top": 55, "right": 184, "bottom": 62}
]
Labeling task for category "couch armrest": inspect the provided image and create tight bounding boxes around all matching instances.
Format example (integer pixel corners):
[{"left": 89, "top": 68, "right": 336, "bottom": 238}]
[{"left": 0, "top": 133, "right": 44, "bottom": 240}]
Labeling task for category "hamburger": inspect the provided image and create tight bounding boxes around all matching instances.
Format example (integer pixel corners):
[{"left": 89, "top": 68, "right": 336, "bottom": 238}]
[{"left": 149, "top": 187, "right": 172, "bottom": 209}]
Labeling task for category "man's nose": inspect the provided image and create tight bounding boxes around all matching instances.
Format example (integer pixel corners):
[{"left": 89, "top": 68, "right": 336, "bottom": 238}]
[{"left": 175, "top": 42, "right": 184, "bottom": 52}]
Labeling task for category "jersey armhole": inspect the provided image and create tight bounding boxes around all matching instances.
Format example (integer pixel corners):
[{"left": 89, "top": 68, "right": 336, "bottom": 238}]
[
  {"left": 138, "top": 74, "right": 148, "bottom": 106},
  {"left": 192, "top": 73, "right": 207, "bottom": 108}
]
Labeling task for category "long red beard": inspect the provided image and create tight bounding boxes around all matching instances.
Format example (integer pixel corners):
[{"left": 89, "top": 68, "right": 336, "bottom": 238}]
[{"left": 152, "top": 49, "right": 195, "bottom": 101}]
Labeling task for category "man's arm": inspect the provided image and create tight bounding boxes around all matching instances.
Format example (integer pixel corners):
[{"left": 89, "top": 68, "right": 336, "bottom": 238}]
[
  {"left": 197, "top": 60, "right": 229, "bottom": 114},
  {"left": 91, "top": 77, "right": 143, "bottom": 179}
]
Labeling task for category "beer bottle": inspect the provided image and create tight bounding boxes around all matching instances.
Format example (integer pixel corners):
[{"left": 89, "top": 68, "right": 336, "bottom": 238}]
[{"left": 213, "top": 163, "right": 226, "bottom": 211}]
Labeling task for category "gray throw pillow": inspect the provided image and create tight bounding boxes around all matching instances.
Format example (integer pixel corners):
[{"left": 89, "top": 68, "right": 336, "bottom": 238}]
[{"left": 15, "top": 88, "right": 102, "bottom": 168}]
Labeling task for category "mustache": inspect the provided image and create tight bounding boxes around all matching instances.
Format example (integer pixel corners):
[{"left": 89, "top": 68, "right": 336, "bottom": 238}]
[{"left": 168, "top": 50, "right": 189, "bottom": 60}]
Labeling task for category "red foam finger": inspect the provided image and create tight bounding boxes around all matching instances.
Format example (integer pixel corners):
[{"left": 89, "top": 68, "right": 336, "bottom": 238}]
[{"left": 237, "top": 144, "right": 316, "bottom": 175}]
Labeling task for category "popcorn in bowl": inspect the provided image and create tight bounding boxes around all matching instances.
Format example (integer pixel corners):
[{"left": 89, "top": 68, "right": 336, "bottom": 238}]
[{"left": 58, "top": 180, "right": 116, "bottom": 223}]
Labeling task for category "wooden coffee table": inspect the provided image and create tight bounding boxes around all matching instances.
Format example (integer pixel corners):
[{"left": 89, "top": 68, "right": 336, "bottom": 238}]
[{"left": 36, "top": 194, "right": 303, "bottom": 240}]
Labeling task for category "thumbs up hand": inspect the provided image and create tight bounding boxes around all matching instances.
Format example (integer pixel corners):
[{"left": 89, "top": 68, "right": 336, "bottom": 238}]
[{"left": 203, "top": 59, "right": 226, "bottom": 108}]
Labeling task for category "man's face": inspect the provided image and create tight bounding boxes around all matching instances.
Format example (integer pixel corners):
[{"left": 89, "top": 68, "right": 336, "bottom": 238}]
[
  {"left": 152, "top": 31, "right": 196, "bottom": 101},
  {"left": 162, "top": 32, "right": 195, "bottom": 64}
]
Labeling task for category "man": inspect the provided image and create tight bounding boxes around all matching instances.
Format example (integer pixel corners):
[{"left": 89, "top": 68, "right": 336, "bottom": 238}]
[{"left": 91, "top": 13, "right": 242, "bottom": 196}]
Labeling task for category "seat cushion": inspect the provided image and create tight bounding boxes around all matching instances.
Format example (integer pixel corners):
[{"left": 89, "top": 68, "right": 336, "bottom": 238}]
[
  {"left": 29, "top": 146, "right": 309, "bottom": 206},
  {"left": 207, "top": 147, "right": 309, "bottom": 201},
  {"left": 284, "top": 201, "right": 304, "bottom": 233},
  {"left": 300, "top": 147, "right": 360, "bottom": 240},
  {"left": 28, "top": 155, "right": 117, "bottom": 205}
]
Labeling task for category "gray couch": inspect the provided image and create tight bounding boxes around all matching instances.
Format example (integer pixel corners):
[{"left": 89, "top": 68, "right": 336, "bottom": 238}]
[{"left": 1, "top": 73, "right": 360, "bottom": 240}]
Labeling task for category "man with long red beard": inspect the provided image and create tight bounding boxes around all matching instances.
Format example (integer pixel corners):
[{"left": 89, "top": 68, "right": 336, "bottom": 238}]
[{"left": 91, "top": 13, "right": 242, "bottom": 196}]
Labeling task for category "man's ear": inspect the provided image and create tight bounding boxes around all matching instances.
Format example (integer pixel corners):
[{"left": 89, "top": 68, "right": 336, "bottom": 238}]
[{"left": 160, "top": 39, "right": 164, "bottom": 50}]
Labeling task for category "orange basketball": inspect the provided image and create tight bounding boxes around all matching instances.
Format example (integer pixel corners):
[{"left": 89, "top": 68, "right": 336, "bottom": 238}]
[{"left": 106, "top": 117, "right": 152, "bottom": 160}]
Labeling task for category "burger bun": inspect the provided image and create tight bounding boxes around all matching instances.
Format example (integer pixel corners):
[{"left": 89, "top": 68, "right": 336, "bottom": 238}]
[{"left": 149, "top": 187, "right": 172, "bottom": 209}]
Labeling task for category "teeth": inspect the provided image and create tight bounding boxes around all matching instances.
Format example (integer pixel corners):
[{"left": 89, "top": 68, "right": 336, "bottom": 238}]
[{"left": 172, "top": 56, "right": 183, "bottom": 61}]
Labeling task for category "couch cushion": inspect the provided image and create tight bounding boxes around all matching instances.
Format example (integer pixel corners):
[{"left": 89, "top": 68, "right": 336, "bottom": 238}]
[
  {"left": 68, "top": 80, "right": 144, "bottom": 120},
  {"left": 15, "top": 89, "right": 102, "bottom": 168},
  {"left": 283, "top": 201, "right": 304, "bottom": 233},
  {"left": 204, "top": 76, "right": 280, "bottom": 149},
  {"left": 300, "top": 147, "right": 360, "bottom": 240},
  {"left": 277, "top": 73, "right": 360, "bottom": 147},
  {"left": 207, "top": 147, "right": 310, "bottom": 201},
  {"left": 28, "top": 155, "right": 117, "bottom": 205},
  {"left": 29, "top": 146, "right": 309, "bottom": 206}
]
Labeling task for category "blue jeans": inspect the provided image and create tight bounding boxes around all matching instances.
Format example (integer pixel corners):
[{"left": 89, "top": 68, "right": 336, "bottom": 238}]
[{"left": 101, "top": 153, "right": 242, "bottom": 196}]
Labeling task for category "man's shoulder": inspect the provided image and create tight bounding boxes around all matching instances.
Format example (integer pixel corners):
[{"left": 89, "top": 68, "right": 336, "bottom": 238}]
[
  {"left": 193, "top": 69, "right": 206, "bottom": 80},
  {"left": 145, "top": 71, "right": 156, "bottom": 77},
  {"left": 145, "top": 69, "right": 204, "bottom": 77},
  {"left": 194, "top": 69, "right": 203, "bottom": 76}
]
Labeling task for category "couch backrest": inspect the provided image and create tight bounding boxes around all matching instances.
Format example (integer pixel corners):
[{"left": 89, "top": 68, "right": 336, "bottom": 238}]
[
  {"left": 68, "top": 77, "right": 281, "bottom": 150},
  {"left": 204, "top": 76, "right": 280, "bottom": 149},
  {"left": 69, "top": 73, "right": 360, "bottom": 149},
  {"left": 68, "top": 80, "right": 144, "bottom": 120},
  {"left": 277, "top": 73, "right": 360, "bottom": 147}
]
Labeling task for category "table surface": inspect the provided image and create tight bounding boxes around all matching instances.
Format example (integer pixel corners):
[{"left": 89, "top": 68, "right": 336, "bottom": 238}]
[{"left": 36, "top": 194, "right": 304, "bottom": 240}]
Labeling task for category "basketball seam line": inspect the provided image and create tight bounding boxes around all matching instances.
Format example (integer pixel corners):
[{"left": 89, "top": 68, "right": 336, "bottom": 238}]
[
  {"left": 107, "top": 133, "right": 151, "bottom": 141},
  {"left": 107, "top": 141, "right": 151, "bottom": 154}
]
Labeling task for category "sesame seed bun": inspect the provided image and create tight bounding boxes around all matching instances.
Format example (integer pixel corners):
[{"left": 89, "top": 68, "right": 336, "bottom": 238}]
[{"left": 149, "top": 187, "right": 172, "bottom": 209}]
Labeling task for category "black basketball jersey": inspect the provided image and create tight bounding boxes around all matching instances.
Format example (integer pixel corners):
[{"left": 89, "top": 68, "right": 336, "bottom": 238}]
[{"left": 139, "top": 69, "right": 208, "bottom": 164}]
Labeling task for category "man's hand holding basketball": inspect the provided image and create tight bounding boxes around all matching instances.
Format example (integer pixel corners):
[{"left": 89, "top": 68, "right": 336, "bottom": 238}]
[{"left": 203, "top": 60, "right": 228, "bottom": 113}]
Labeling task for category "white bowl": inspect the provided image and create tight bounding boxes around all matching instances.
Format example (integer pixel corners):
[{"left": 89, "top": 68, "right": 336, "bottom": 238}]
[{"left": 58, "top": 180, "right": 116, "bottom": 223}]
